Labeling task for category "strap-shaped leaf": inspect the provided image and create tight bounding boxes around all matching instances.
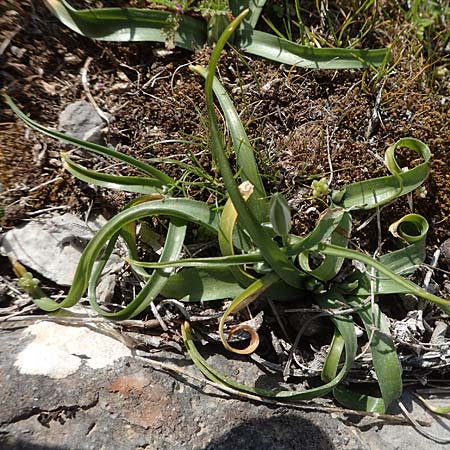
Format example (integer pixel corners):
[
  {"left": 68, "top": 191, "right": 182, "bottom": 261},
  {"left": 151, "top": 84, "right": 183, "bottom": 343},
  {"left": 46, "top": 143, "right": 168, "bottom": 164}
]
[
  {"left": 286, "top": 208, "right": 345, "bottom": 256},
  {"left": 218, "top": 182, "right": 258, "bottom": 287},
  {"left": 218, "top": 272, "right": 279, "bottom": 354},
  {"left": 204, "top": 10, "right": 304, "bottom": 289},
  {"left": 88, "top": 218, "right": 187, "bottom": 319},
  {"left": 332, "top": 386, "right": 386, "bottom": 413},
  {"left": 240, "top": 30, "right": 389, "bottom": 69},
  {"left": 182, "top": 299, "right": 357, "bottom": 400},
  {"left": 61, "top": 154, "right": 165, "bottom": 194},
  {"left": 343, "top": 293, "right": 403, "bottom": 413},
  {"left": 229, "top": 0, "right": 267, "bottom": 31},
  {"left": 319, "top": 243, "right": 450, "bottom": 315},
  {"left": 43, "top": 1, "right": 389, "bottom": 70},
  {"left": 332, "top": 138, "right": 431, "bottom": 210},
  {"left": 5, "top": 95, "right": 174, "bottom": 184},
  {"left": 321, "top": 329, "right": 345, "bottom": 383},
  {"left": 43, "top": 0, "right": 206, "bottom": 49},
  {"left": 298, "top": 211, "right": 351, "bottom": 281},
  {"left": 376, "top": 214, "right": 428, "bottom": 293},
  {"left": 127, "top": 252, "right": 263, "bottom": 269},
  {"left": 161, "top": 267, "right": 245, "bottom": 302},
  {"left": 191, "top": 66, "right": 268, "bottom": 222},
  {"left": 160, "top": 266, "right": 303, "bottom": 302},
  {"left": 27, "top": 199, "right": 219, "bottom": 312}
]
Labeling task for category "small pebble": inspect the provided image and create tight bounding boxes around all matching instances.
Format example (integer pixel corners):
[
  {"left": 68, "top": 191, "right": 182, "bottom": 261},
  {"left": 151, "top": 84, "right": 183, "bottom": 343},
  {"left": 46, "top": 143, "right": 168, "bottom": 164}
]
[{"left": 440, "top": 238, "right": 450, "bottom": 269}]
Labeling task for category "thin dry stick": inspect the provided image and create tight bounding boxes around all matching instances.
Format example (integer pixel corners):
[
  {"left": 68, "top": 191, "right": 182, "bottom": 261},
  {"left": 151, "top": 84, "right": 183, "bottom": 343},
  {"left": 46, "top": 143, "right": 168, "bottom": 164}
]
[
  {"left": 27, "top": 205, "right": 71, "bottom": 216},
  {"left": 29, "top": 176, "right": 63, "bottom": 193},
  {"left": 151, "top": 301, "right": 168, "bottom": 331},
  {"left": 268, "top": 298, "right": 291, "bottom": 343},
  {"left": 423, "top": 248, "right": 441, "bottom": 292},
  {"left": 365, "top": 79, "right": 385, "bottom": 139},
  {"left": 325, "top": 124, "right": 336, "bottom": 185},
  {"left": 0, "top": 305, "right": 37, "bottom": 322},
  {"left": 80, "top": 56, "right": 110, "bottom": 124},
  {"left": 0, "top": 27, "right": 20, "bottom": 56},
  {"left": 0, "top": 314, "right": 160, "bottom": 331},
  {"left": 285, "top": 296, "right": 372, "bottom": 317}
]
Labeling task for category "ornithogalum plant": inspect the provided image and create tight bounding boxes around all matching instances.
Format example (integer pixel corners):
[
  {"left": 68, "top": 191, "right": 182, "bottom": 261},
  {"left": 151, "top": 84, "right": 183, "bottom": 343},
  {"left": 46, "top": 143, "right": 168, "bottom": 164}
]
[{"left": 6, "top": 9, "right": 450, "bottom": 415}]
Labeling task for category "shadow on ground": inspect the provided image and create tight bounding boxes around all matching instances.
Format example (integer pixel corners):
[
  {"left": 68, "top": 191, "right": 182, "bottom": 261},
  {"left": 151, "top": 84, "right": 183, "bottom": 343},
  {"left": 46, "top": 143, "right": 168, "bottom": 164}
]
[
  {"left": 0, "top": 439, "right": 72, "bottom": 450},
  {"left": 200, "top": 415, "right": 334, "bottom": 450}
]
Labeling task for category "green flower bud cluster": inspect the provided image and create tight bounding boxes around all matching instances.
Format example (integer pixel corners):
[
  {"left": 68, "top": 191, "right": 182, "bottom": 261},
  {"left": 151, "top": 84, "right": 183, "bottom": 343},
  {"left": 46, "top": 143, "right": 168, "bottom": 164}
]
[
  {"left": 311, "top": 178, "right": 329, "bottom": 197},
  {"left": 18, "top": 272, "right": 40, "bottom": 291}
]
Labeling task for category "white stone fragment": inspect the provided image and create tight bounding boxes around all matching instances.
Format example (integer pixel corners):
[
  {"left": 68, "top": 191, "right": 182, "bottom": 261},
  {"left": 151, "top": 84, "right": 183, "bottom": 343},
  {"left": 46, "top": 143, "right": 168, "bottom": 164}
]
[
  {"left": 0, "top": 213, "right": 123, "bottom": 286},
  {"left": 14, "top": 321, "right": 132, "bottom": 379}
]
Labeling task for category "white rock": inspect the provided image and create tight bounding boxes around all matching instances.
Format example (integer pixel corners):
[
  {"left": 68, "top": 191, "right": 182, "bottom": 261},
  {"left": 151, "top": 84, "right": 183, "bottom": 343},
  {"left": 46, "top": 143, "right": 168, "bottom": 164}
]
[
  {"left": 14, "top": 321, "right": 132, "bottom": 379},
  {"left": 0, "top": 213, "right": 123, "bottom": 286}
]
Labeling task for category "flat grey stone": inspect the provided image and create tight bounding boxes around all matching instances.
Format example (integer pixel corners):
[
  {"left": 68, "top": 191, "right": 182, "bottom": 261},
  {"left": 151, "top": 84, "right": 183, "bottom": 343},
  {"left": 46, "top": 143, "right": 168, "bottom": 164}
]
[
  {"left": 361, "top": 392, "right": 450, "bottom": 450},
  {"left": 440, "top": 238, "right": 450, "bottom": 269},
  {"left": 0, "top": 213, "right": 122, "bottom": 286},
  {"left": 0, "top": 323, "right": 366, "bottom": 450},
  {"left": 58, "top": 101, "right": 107, "bottom": 144},
  {"left": 1, "top": 322, "right": 448, "bottom": 450}
]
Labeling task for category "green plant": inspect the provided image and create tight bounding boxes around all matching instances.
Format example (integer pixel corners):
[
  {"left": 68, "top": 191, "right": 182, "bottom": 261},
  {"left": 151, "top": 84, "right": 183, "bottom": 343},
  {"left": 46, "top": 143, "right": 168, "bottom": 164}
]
[
  {"left": 6, "top": 9, "right": 450, "bottom": 415},
  {"left": 42, "top": 0, "right": 388, "bottom": 69}
]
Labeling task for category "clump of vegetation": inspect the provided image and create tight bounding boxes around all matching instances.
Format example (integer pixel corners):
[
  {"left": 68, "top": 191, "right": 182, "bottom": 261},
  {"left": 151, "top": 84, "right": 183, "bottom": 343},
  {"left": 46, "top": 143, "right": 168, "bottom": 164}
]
[
  {"left": 6, "top": 9, "right": 450, "bottom": 415},
  {"left": 42, "top": 0, "right": 388, "bottom": 69}
]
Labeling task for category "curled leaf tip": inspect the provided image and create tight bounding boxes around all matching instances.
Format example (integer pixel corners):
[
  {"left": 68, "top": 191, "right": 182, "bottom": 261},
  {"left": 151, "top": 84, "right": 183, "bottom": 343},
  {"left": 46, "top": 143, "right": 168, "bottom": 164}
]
[{"left": 225, "top": 323, "right": 260, "bottom": 355}]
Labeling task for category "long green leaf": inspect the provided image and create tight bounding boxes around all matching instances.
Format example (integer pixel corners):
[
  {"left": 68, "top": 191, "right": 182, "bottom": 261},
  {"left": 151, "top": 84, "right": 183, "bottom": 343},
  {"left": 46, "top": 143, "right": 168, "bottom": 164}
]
[
  {"left": 298, "top": 211, "right": 351, "bottom": 281},
  {"left": 333, "top": 386, "right": 386, "bottom": 413},
  {"left": 190, "top": 65, "right": 268, "bottom": 222},
  {"left": 320, "top": 243, "right": 450, "bottom": 315},
  {"left": 229, "top": 0, "right": 267, "bottom": 31},
  {"left": 332, "top": 138, "right": 431, "bottom": 210},
  {"left": 5, "top": 95, "right": 174, "bottom": 184},
  {"left": 218, "top": 185, "right": 258, "bottom": 287},
  {"left": 344, "top": 294, "right": 403, "bottom": 413},
  {"left": 322, "top": 330, "right": 345, "bottom": 383},
  {"left": 43, "top": 0, "right": 206, "bottom": 49},
  {"left": 128, "top": 252, "right": 263, "bottom": 269},
  {"left": 61, "top": 154, "right": 165, "bottom": 194},
  {"left": 375, "top": 214, "right": 428, "bottom": 293},
  {"left": 160, "top": 267, "right": 304, "bottom": 302},
  {"left": 182, "top": 303, "right": 357, "bottom": 400},
  {"left": 240, "top": 30, "right": 389, "bottom": 69},
  {"left": 219, "top": 272, "right": 279, "bottom": 354},
  {"left": 28, "top": 199, "right": 219, "bottom": 312},
  {"left": 88, "top": 218, "right": 187, "bottom": 319},
  {"left": 204, "top": 10, "right": 304, "bottom": 289},
  {"left": 42, "top": 1, "right": 387, "bottom": 74},
  {"left": 161, "top": 267, "right": 246, "bottom": 302},
  {"left": 286, "top": 208, "right": 345, "bottom": 256}
]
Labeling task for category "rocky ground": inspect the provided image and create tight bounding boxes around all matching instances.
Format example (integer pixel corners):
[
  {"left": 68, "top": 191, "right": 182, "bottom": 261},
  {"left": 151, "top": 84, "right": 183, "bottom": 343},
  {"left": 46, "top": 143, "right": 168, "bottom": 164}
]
[{"left": 2, "top": 318, "right": 450, "bottom": 450}]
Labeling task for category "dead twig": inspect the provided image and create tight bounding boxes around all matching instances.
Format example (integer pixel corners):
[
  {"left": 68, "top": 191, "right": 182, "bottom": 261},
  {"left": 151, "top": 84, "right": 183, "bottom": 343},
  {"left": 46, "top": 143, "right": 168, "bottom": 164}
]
[{"left": 80, "top": 57, "right": 111, "bottom": 124}]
